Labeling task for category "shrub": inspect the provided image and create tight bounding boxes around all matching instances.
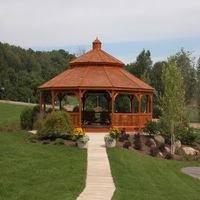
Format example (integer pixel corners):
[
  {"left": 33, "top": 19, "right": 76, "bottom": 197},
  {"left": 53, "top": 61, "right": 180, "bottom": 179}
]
[
  {"left": 158, "top": 143, "right": 166, "bottom": 152},
  {"left": 123, "top": 141, "right": 131, "bottom": 149},
  {"left": 20, "top": 105, "right": 40, "bottom": 130},
  {"left": 165, "top": 153, "right": 173, "bottom": 160},
  {"left": 73, "top": 106, "right": 79, "bottom": 112},
  {"left": 28, "top": 134, "right": 38, "bottom": 143},
  {"left": 134, "top": 133, "right": 141, "bottom": 139},
  {"left": 134, "top": 142, "right": 142, "bottom": 150},
  {"left": 150, "top": 147, "right": 159, "bottom": 157},
  {"left": 119, "top": 133, "right": 130, "bottom": 142},
  {"left": 39, "top": 111, "right": 74, "bottom": 139},
  {"left": 33, "top": 117, "right": 45, "bottom": 132},
  {"left": 54, "top": 138, "right": 65, "bottom": 145},
  {"left": 176, "top": 124, "right": 198, "bottom": 146},
  {"left": 42, "top": 139, "right": 51, "bottom": 145},
  {"left": 119, "top": 128, "right": 128, "bottom": 142},
  {"left": 144, "top": 120, "right": 159, "bottom": 136},
  {"left": 20, "top": 107, "right": 33, "bottom": 130}
]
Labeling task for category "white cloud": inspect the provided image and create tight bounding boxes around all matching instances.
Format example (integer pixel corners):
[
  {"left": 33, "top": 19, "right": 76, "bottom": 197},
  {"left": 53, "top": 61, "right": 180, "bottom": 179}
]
[{"left": 1, "top": 0, "right": 200, "bottom": 48}]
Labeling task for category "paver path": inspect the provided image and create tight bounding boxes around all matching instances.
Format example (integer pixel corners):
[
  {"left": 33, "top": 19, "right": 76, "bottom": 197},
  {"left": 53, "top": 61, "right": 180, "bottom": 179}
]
[
  {"left": 181, "top": 167, "right": 200, "bottom": 180},
  {"left": 76, "top": 133, "right": 116, "bottom": 200}
]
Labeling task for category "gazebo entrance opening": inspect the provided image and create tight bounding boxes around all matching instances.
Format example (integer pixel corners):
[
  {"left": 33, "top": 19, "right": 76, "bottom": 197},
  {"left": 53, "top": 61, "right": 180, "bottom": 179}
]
[{"left": 82, "top": 90, "right": 111, "bottom": 128}]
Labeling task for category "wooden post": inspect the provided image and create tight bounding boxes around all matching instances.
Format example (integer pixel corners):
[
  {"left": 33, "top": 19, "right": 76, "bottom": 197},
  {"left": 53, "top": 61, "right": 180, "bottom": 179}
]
[
  {"left": 78, "top": 89, "right": 82, "bottom": 127},
  {"left": 40, "top": 90, "right": 43, "bottom": 112},
  {"left": 51, "top": 90, "right": 55, "bottom": 112},
  {"left": 111, "top": 90, "right": 114, "bottom": 126}
]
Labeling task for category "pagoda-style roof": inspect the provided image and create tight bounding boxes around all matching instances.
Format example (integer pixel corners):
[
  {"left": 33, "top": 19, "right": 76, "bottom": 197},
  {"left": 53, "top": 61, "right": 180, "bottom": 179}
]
[
  {"left": 39, "top": 38, "right": 153, "bottom": 92},
  {"left": 69, "top": 38, "right": 124, "bottom": 67}
]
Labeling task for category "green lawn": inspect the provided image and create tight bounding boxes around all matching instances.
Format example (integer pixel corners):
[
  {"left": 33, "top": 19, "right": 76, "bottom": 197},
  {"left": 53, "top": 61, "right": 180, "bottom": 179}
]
[
  {"left": 107, "top": 148, "right": 200, "bottom": 200},
  {"left": 186, "top": 106, "right": 200, "bottom": 123},
  {"left": 0, "top": 103, "right": 31, "bottom": 128},
  {"left": 0, "top": 131, "right": 87, "bottom": 200}
]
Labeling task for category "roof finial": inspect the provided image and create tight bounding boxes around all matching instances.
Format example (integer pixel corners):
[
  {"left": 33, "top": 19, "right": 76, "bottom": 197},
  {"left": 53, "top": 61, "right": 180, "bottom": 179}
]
[{"left": 93, "top": 37, "right": 101, "bottom": 50}]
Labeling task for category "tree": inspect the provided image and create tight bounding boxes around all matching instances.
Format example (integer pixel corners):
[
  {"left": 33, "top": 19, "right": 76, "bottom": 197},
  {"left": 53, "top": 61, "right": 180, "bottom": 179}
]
[
  {"left": 174, "top": 48, "right": 196, "bottom": 104},
  {"left": 125, "top": 49, "right": 152, "bottom": 79},
  {"left": 160, "top": 56, "right": 185, "bottom": 154},
  {"left": 197, "top": 57, "right": 200, "bottom": 106}
]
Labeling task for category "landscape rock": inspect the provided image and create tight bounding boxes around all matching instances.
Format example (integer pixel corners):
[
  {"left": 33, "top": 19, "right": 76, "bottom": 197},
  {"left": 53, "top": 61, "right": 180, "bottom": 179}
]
[
  {"left": 175, "top": 140, "right": 181, "bottom": 149},
  {"left": 182, "top": 147, "right": 199, "bottom": 156},
  {"left": 154, "top": 134, "right": 165, "bottom": 144},
  {"left": 145, "top": 138, "right": 157, "bottom": 148},
  {"left": 165, "top": 146, "right": 171, "bottom": 153}
]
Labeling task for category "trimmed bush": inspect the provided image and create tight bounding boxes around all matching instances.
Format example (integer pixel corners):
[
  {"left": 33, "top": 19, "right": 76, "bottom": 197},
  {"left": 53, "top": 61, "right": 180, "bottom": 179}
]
[
  {"left": 28, "top": 134, "right": 38, "bottom": 143},
  {"left": 144, "top": 120, "right": 159, "bottom": 136},
  {"left": 123, "top": 141, "right": 131, "bottom": 149},
  {"left": 39, "top": 111, "right": 74, "bottom": 139},
  {"left": 42, "top": 139, "right": 51, "bottom": 145},
  {"left": 165, "top": 153, "right": 173, "bottom": 160},
  {"left": 177, "top": 125, "right": 198, "bottom": 146},
  {"left": 20, "top": 105, "right": 40, "bottom": 130},
  {"left": 150, "top": 147, "right": 159, "bottom": 157},
  {"left": 20, "top": 107, "right": 33, "bottom": 130},
  {"left": 134, "top": 134, "right": 142, "bottom": 150},
  {"left": 54, "top": 138, "right": 65, "bottom": 145}
]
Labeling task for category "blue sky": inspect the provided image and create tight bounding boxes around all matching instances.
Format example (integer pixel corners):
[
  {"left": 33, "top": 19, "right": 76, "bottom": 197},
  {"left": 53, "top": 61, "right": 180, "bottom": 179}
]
[{"left": 1, "top": 0, "right": 200, "bottom": 64}]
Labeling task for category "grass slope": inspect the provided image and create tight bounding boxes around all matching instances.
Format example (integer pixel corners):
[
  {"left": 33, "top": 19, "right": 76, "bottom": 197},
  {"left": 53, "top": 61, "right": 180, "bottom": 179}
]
[
  {"left": 0, "top": 132, "right": 87, "bottom": 200},
  {"left": 107, "top": 148, "right": 200, "bottom": 200},
  {"left": 0, "top": 103, "right": 30, "bottom": 128}
]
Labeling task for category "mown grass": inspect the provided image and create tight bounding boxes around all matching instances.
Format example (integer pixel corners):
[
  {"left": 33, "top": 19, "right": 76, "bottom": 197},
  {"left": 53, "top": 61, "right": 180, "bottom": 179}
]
[
  {"left": 0, "top": 103, "right": 31, "bottom": 128},
  {"left": 107, "top": 148, "right": 200, "bottom": 200},
  {"left": 0, "top": 131, "right": 87, "bottom": 200},
  {"left": 186, "top": 106, "right": 200, "bottom": 123}
]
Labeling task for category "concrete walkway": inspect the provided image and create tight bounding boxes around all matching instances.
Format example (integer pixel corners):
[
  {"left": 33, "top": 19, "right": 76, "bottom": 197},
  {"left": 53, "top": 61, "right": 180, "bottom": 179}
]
[
  {"left": 181, "top": 167, "right": 200, "bottom": 180},
  {"left": 76, "top": 133, "right": 116, "bottom": 200}
]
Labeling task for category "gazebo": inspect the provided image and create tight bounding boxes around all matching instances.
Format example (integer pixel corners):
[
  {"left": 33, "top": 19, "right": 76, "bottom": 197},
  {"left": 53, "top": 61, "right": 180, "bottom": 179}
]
[{"left": 38, "top": 38, "right": 154, "bottom": 132}]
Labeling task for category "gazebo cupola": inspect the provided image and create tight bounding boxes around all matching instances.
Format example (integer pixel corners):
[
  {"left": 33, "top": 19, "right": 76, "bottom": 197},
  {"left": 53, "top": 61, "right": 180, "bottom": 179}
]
[{"left": 39, "top": 38, "right": 154, "bottom": 132}]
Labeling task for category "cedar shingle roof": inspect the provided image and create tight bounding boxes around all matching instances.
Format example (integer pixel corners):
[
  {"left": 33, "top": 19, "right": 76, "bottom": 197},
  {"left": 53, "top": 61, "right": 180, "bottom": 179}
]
[{"left": 39, "top": 38, "right": 153, "bottom": 92}]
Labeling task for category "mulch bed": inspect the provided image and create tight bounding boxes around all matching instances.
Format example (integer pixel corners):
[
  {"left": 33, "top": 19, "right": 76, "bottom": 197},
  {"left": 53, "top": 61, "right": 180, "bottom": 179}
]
[{"left": 117, "top": 134, "right": 200, "bottom": 162}]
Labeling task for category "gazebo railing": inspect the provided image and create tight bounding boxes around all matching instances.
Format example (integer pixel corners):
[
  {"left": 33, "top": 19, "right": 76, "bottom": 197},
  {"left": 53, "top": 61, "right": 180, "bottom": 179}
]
[
  {"left": 113, "top": 113, "right": 151, "bottom": 129},
  {"left": 69, "top": 112, "right": 152, "bottom": 130}
]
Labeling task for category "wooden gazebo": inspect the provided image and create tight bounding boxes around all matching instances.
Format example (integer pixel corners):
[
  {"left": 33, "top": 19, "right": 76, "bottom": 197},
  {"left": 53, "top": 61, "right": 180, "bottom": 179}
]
[{"left": 38, "top": 38, "right": 154, "bottom": 132}]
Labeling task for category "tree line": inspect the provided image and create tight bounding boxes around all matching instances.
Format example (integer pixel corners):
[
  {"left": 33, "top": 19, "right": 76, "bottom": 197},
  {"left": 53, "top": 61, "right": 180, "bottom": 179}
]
[
  {"left": 0, "top": 42, "right": 75, "bottom": 103},
  {"left": 0, "top": 42, "right": 199, "bottom": 116},
  {"left": 125, "top": 48, "right": 200, "bottom": 118}
]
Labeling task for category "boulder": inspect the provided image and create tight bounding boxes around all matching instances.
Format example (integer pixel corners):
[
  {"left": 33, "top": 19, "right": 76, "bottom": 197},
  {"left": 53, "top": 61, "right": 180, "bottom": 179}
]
[
  {"left": 175, "top": 140, "right": 181, "bottom": 149},
  {"left": 145, "top": 138, "right": 157, "bottom": 148},
  {"left": 154, "top": 134, "right": 165, "bottom": 144},
  {"left": 182, "top": 147, "right": 199, "bottom": 156},
  {"left": 165, "top": 146, "right": 171, "bottom": 153}
]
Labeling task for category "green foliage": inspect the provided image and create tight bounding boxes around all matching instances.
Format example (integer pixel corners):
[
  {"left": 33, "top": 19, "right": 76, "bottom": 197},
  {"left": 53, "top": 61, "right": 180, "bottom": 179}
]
[
  {"left": 160, "top": 56, "right": 186, "bottom": 153},
  {"left": 20, "top": 107, "right": 34, "bottom": 130},
  {"left": 54, "top": 138, "right": 65, "bottom": 145},
  {"left": 144, "top": 120, "right": 159, "bottom": 136},
  {"left": 174, "top": 48, "right": 196, "bottom": 104},
  {"left": 125, "top": 49, "right": 152, "bottom": 79},
  {"left": 28, "top": 134, "right": 38, "bottom": 143},
  {"left": 0, "top": 42, "right": 75, "bottom": 102},
  {"left": 176, "top": 125, "right": 198, "bottom": 146},
  {"left": 20, "top": 105, "right": 40, "bottom": 130},
  {"left": 39, "top": 111, "right": 74, "bottom": 139}
]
